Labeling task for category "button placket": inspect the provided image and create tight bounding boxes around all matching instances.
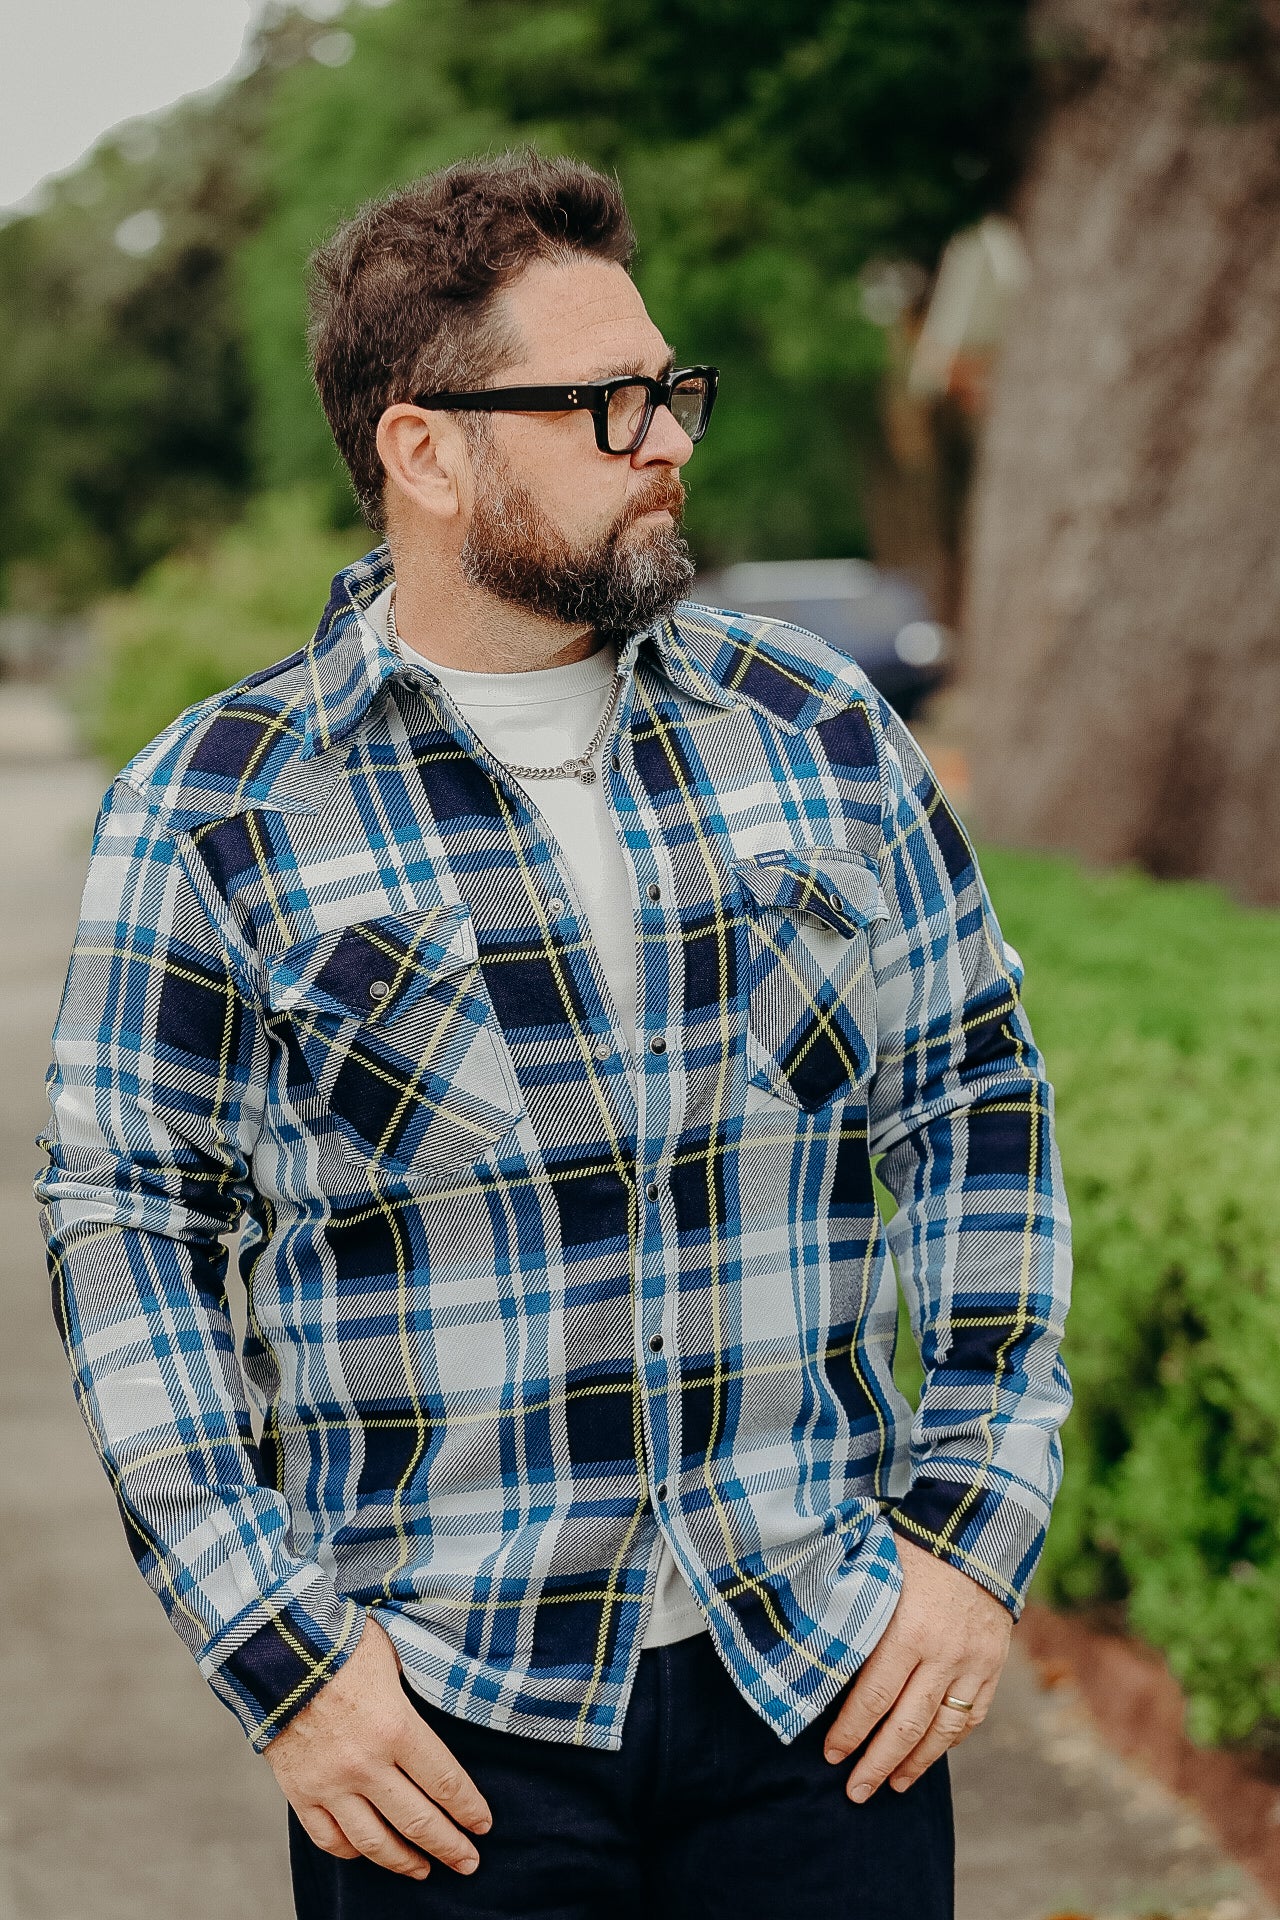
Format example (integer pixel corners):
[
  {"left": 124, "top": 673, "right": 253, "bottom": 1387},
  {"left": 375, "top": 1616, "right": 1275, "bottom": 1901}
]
[
  {"left": 623, "top": 806, "right": 677, "bottom": 1538},
  {"left": 637, "top": 860, "right": 668, "bottom": 1061}
]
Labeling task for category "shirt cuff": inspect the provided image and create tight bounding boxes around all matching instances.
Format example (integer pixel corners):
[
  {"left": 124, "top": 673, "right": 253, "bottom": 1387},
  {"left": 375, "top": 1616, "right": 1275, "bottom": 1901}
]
[
  {"left": 886, "top": 1475, "right": 1045, "bottom": 1619},
  {"left": 201, "top": 1571, "right": 368, "bottom": 1750}
]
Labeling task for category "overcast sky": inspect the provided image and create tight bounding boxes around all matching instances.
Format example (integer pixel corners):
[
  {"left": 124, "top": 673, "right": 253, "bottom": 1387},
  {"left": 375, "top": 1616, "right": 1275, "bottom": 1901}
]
[{"left": 0, "top": 0, "right": 277, "bottom": 212}]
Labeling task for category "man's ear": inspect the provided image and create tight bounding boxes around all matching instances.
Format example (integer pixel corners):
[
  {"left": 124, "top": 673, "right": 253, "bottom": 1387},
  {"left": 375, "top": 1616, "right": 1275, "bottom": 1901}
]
[{"left": 376, "top": 405, "right": 470, "bottom": 526}]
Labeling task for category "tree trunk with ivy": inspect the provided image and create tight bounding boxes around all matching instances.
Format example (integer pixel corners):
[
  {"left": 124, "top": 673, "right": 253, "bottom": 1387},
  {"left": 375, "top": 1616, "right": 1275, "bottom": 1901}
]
[{"left": 959, "top": 0, "right": 1280, "bottom": 901}]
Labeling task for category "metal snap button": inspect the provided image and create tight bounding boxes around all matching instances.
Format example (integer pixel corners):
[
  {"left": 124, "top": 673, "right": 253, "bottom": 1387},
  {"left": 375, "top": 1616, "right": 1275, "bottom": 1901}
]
[
  {"left": 828, "top": 891, "right": 843, "bottom": 913},
  {"left": 649, "top": 1034, "right": 666, "bottom": 1054},
  {"left": 648, "top": 1333, "right": 664, "bottom": 1353},
  {"left": 645, "top": 1181, "right": 659, "bottom": 1202},
  {"left": 646, "top": 882, "right": 661, "bottom": 902},
  {"left": 610, "top": 751, "right": 621, "bottom": 773},
  {"left": 368, "top": 980, "right": 391, "bottom": 1002},
  {"left": 655, "top": 1481, "right": 668, "bottom": 1502},
  {"left": 548, "top": 898, "right": 567, "bottom": 919}
]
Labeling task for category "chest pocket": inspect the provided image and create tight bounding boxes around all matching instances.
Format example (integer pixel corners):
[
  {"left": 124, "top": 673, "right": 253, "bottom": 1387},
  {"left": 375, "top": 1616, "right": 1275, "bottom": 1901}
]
[
  {"left": 264, "top": 903, "right": 524, "bottom": 1180},
  {"left": 735, "top": 848, "right": 887, "bottom": 1114}
]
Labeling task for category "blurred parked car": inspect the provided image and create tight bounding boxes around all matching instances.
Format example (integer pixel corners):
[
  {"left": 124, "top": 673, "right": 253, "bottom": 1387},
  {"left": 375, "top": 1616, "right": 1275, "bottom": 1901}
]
[{"left": 691, "top": 559, "right": 949, "bottom": 719}]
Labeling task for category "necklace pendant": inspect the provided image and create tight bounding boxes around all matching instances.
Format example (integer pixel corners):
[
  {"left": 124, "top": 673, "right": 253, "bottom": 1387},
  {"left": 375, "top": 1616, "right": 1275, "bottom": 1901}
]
[{"left": 576, "top": 765, "right": 597, "bottom": 786}]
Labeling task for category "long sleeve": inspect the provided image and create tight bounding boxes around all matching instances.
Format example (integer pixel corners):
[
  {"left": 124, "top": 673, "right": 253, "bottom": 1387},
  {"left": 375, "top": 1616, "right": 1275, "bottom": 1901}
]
[
  {"left": 36, "top": 778, "right": 365, "bottom": 1748},
  {"left": 868, "top": 708, "right": 1073, "bottom": 1615}
]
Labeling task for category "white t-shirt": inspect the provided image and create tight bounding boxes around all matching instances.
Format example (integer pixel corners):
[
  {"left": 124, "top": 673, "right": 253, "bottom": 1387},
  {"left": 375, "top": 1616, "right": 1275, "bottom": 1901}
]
[{"left": 376, "top": 587, "right": 706, "bottom": 1650}]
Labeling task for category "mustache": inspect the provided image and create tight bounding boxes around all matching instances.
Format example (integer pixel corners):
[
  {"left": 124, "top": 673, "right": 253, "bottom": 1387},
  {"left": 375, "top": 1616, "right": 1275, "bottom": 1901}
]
[{"left": 620, "top": 474, "right": 686, "bottom": 528}]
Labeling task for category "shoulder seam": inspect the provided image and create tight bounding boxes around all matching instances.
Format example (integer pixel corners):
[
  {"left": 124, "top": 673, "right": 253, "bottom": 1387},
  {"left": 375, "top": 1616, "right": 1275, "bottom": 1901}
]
[{"left": 860, "top": 686, "right": 892, "bottom": 879}]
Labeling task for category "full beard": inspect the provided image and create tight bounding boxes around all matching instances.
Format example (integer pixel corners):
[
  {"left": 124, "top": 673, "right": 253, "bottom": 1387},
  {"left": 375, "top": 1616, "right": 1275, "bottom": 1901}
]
[{"left": 459, "top": 457, "right": 695, "bottom": 639}]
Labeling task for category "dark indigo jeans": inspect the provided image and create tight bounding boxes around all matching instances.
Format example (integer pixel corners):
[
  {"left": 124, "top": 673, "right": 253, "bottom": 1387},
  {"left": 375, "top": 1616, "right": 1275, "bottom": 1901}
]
[{"left": 289, "top": 1631, "right": 954, "bottom": 1919}]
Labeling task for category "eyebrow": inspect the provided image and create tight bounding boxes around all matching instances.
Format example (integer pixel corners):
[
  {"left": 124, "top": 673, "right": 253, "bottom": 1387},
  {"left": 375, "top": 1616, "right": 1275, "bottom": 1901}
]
[{"left": 583, "top": 348, "right": 677, "bottom": 382}]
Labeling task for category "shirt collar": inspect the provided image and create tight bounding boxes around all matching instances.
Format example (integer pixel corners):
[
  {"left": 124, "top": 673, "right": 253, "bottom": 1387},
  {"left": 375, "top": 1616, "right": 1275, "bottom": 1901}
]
[
  {"left": 622, "top": 618, "right": 740, "bottom": 712},
  {"left": 300, "top": 546, "right": 738, "bottom": 759},
  {"left": 298, "top": 545, "right": 400, "bottom": 760}
]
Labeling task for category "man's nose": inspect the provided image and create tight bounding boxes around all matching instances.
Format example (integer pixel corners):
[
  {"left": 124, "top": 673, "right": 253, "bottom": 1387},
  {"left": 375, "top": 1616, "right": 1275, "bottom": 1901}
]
[{"left": 633, "top": 402, "right": 695, "bottom": 468}]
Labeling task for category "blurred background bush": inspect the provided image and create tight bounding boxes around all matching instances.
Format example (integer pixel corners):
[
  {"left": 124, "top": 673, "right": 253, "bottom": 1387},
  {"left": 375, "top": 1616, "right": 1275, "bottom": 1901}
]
[{"left": 5, "top": 0, "right": 1280, "bottom": 1755}]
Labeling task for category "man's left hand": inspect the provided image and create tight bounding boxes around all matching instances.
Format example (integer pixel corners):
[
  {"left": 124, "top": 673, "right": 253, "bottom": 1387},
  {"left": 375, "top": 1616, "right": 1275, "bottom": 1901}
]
[{"left": 823, "top": 1534, "right": 1013, "bottom": 1800}]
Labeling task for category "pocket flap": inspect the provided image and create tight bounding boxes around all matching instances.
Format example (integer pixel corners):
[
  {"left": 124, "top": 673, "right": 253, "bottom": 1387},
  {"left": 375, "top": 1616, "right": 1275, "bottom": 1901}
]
[
  {"left": 735, "top": 848, "right": 885, "bottom": 938},
  {"left": 265, "top": 903, "right": 478, "bottom": 1023}
]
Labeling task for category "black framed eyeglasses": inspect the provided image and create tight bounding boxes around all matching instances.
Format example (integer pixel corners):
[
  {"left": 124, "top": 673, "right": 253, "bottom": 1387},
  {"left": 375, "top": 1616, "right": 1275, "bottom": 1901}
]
[{"left": 411, "top": 365, "right": 719, "bottom": 455}]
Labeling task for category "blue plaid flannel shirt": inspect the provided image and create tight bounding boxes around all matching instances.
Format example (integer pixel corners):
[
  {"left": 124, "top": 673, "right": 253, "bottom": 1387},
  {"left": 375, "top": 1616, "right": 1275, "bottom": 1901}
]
[{"left": 38, "top": 545, "right": 1071, "bottom": 1753}]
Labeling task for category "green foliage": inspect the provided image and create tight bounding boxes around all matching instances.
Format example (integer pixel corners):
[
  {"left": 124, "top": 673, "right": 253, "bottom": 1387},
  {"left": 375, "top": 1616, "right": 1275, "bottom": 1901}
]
[
  {"left": 83, "top": 492, "right": 364, "bottom": 771},
  {"left": 0, "top": 0, "right": 1035, "bottom": 609},
  {"left": 982, "top": 846, "right": 1280, "bottom": 1746},
  {"left": 0, "top": 64, "right": 279, "bottom": 610},
  {"left": 237, "top": 0, "right": 888, "bottom": 553},
  {"left": 241, "top": 0, "right": 1032, "bottom": 560}
]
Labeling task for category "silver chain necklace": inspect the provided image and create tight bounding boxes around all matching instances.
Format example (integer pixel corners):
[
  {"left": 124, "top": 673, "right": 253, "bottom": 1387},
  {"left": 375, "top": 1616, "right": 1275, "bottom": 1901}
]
[{"left": 389, "top": 595, "right": 622, "bottom": 787}]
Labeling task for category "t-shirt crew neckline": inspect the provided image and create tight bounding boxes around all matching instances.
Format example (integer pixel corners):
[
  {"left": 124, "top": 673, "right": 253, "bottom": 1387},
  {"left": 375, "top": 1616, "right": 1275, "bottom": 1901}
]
[{"left": 372, "top": 587, "right": 619, "bottom": 705}]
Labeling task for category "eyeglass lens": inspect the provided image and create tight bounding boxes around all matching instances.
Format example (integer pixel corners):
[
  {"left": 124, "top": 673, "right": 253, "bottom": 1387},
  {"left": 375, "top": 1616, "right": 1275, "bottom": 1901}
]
[
  {"left": 606, "top": 383, "right": 653, "bottom": 453},
  {"left": 605, "top": 374, "right": 712, "bottom": 452},
  {"left": 669, "top": 375, "right": 711, "bottom": 442}
]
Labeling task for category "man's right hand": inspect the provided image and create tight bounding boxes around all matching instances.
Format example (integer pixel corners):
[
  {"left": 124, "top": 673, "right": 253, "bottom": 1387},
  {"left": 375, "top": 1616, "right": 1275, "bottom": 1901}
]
[{"left": 263, "top": 1614, "right": 493, "bottom": 1880}]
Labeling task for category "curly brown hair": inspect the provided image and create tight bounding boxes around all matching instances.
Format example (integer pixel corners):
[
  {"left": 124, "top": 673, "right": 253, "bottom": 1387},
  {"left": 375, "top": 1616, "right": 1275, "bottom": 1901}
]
[{"left": 307, "top": 150, "right": 636, "bottom": 529}]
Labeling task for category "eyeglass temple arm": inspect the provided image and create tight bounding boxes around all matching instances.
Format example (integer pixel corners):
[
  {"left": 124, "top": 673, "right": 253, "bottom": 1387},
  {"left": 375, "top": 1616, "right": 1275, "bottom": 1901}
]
[
  {"left": 412, "top": 372, "right": 713, "bottom": 411},
  {"left": 411, "top": 386, "right": 596, "bottom": 412}
]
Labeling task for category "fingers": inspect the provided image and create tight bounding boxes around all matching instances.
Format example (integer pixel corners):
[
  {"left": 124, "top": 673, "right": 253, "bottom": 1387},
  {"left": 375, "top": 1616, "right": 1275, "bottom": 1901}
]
[
  {"left": 887, "top": 1676, "right": 995, "bottom": 1793},
  {"left": 399, "top": 1719, "right": 493, "bottom": 1838},
  {"left": 844, "top": 1667, "right": 955, "bottom": 1804},
  {"left": 293, "top": 1804, "right": 361, "bottom": 1861},
  {"left": 297, "top": 1741, "right": 486, "bottom": 1881},
  {"left": 371, "top": 1768, "right": 482, "bottom": 1876},
  {"left": 262, "top": 1621, "right": 495, "bottom": 1882},
  {"left": 331, "top": 1796, "right": 434, "bottom": 1880},
  {"left": 822, "top": 1539, "right": 1015, "bottom": 1802},
  {"left": 824, "top": 1637, "right": 920, "bottom": 1765},
  {"left": 281, "top": 1700, "right": 493, "bottom": 1879}
]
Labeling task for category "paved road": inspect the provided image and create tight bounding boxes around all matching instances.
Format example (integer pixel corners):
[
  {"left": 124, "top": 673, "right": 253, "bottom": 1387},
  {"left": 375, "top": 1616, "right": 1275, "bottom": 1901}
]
[{"left": 0, "top": 717, "right": 1271, "bottom": 1920}]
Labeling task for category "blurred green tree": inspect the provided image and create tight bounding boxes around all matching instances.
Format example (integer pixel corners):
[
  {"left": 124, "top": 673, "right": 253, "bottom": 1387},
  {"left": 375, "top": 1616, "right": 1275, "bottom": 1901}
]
[
  {"left": 0, "top": 0, "right": 1032, "bottom": 610},
  {"left": 242, "top": 0, "right": 1032, "bottom": 562},
  {"left": 0, "top": 83, "right": 263, "bottom": 609},
  {"left": 0, "top": 10, "right": 320, "bottom": 611}
]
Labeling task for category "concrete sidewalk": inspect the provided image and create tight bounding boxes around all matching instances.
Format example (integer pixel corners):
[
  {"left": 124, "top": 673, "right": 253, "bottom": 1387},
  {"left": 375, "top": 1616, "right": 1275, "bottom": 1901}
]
[{"left": 0, "top": 702, "right": 1271, "bottom": 1920}]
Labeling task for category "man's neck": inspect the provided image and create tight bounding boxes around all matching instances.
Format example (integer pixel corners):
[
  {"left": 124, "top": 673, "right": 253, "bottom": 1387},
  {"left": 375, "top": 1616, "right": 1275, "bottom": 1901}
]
[{"left": 387, "top": 548, "right": 604, "bottom": 675}]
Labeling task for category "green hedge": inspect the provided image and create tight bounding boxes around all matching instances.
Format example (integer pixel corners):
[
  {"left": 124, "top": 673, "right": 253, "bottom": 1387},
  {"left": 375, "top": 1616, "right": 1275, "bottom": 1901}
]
[
  {"left": 983, "top": 846, "right": 1280, "bottom": 1746},
  {"left": 82, "top": 513, "right": 1280, "bottom": 1746},
  {"left": 83, "top": 493, "right": 363, "bottom": 772}
]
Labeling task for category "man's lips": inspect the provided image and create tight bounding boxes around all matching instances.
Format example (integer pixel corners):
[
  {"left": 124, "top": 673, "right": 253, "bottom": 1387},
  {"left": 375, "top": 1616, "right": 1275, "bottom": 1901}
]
[{"left": 625, "top": 486, "right": 685, "bottom": 527}]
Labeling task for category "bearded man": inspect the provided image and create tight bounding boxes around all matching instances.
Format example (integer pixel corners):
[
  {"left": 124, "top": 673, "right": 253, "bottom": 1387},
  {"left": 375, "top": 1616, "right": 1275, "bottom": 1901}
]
[{"left": 38, "top": 152, "right": 1072, "bottom": 1920}]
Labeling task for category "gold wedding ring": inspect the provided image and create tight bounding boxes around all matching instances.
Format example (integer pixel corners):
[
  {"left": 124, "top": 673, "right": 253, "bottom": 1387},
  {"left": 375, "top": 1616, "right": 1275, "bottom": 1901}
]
[{"left": 943, "top": 1695, "right": 975, "bottom": 1713}]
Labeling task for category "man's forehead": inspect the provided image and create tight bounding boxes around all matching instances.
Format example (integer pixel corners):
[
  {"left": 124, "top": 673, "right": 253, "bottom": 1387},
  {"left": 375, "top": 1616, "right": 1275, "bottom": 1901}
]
[{"left": 496, "top": 257, "right": 669, "bottom": 375}]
